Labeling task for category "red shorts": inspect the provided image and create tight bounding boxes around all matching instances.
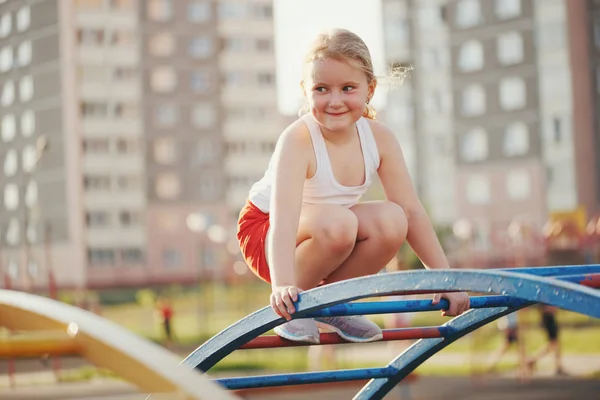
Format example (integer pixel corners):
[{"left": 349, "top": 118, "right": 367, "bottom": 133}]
[{"left": 237, "top": 200, "right": 271, "bottom": 283}]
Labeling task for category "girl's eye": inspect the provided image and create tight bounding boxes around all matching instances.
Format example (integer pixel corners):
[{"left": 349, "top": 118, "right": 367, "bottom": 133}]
[
  {"left": 315, "top": 87, "right": 327, "bottom": 93},
  {"left": 343, "top": 86, "right": 355, "bottom": 92}
]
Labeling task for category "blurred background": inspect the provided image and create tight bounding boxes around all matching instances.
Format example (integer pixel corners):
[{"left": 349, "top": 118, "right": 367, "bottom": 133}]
[{"left": 1, "top": 0, "right": 600, "bottom": 396}]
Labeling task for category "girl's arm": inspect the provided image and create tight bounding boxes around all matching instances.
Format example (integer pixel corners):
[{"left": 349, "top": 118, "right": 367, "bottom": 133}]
[
  {"left": 372, "top": 122, "right": 470, "bottom": 316},
  {"left": 373, "top": 123, "right": 449, "bottom": 270},
  {"left": 267, "top": 121, "right": 312, "bottom": 319}
]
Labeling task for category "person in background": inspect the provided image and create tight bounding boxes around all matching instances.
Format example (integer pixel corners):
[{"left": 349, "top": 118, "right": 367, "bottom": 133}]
[{"left": 526, "top": 305, "right": 566, "bottom": 376}]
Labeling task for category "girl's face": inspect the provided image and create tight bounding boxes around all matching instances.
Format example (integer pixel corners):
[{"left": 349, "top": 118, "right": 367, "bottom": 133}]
[{"left": 303, "top": 58, "right": 375, "bottom": 134}]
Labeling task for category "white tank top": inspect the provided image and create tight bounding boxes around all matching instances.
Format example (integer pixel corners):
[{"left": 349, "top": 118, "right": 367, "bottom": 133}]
[{"left": 248, "top": 113, "right": 380, "bottom": 213}]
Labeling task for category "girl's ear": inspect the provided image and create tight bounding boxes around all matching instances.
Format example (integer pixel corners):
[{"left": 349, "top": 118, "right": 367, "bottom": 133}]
[
  {"left": 368, "top": 79, "right": 377, "bottom": 101},
  {"left": 300, "top": 80, "right": 307, "bottom": 97}
]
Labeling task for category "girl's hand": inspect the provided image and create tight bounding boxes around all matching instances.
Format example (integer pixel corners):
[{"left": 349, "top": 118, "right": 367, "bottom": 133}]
[
  {"left": 270, "top": 285, "right": 303, "bottom": 321},
  {"left": 432, "top": 292, "right": 470, "bottom": 317}
]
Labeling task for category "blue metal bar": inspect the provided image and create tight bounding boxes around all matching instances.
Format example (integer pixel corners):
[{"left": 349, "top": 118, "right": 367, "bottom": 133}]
[
  {"left": 182, "top": 267, "right": 600, "bottom": 373},
  {"left": 355, "top": 305, "right": 529, "bottom": 399},
  {"left": 497, "top": 264, "right": 600, "bottom": 276},
  {"left": 308, "top": 272, "right": 598, "bottom": 318},
  {"left": 216, "top": 366, "right": 398, "bottom": 390},
  {"left": 306, "top": 295, "right": 527, "bottom": 317}
]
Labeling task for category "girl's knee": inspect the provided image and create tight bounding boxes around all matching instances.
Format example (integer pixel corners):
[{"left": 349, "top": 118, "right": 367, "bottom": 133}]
[
  {"left": 313, "top": 211, "right": 358, "bottom": 253},
  {"left": 376, "top": 202, "right": 408, "bottom": 248}
]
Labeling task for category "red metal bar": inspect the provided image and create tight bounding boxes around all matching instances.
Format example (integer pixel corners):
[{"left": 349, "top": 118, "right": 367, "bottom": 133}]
[
  {"left": 240, "top": 327, "right": 444, "bottom": 349},
  {"left": 580, "top": 273, "right": 600, "bottom": 288}
]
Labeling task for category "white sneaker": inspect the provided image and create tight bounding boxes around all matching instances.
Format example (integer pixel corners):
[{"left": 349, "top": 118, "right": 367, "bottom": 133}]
[
  {"left": 274, "top": 319, "right": 320, "bottom": 344},
  {"left": 315, "top": 316, "right": 383, "bottom": 343}
]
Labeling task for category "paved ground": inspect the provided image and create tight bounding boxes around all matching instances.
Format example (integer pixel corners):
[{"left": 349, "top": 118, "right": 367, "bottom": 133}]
[{"left": 1, "top": 376, "right": 599, "bottom": 400}]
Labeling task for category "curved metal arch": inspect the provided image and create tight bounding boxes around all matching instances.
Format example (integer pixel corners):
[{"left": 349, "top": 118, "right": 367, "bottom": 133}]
[
  {"left": 355, "top": 304, "right": 530, "bottom": 399},
  {"left": 183, "top": 267, "right": 600, "bottom": 372},
  {"left": 0, "top": 290, "right": 238, "bottom": 400}
]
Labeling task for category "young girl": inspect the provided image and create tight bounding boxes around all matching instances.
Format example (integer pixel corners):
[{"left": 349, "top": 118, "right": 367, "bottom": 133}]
[{"left": 237, "top": 29, "right": 470, "bottom": 344}]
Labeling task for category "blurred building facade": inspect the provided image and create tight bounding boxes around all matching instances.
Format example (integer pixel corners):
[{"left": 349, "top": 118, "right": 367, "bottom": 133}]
[
  {"left": 381, "top": 0, "right": 600, "bottom": 264},
  {"left": 0, "top": 0, "right": 286, "bottom": 291}
]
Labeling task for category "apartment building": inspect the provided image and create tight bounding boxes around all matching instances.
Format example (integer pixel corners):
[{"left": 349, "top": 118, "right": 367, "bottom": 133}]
[
  {"left": 0, "top": 0, "right": 287, "bottom": 290},
  {"left": 447, "top": 0, "right": 598, "bottom": 257},
  {"left": 380, "top": 0, "right": 456, "bottom": 225}
]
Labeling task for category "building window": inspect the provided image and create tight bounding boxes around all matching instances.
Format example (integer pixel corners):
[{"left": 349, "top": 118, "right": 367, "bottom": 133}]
[
  {"left": 110, "top": 30, "right": 134, "bottom": 47},
  {"left": 461, "top": 127, "right": 488, "bottom": 161},
  {"left": 88, "top": 249, "right": 116, "bottom": 265},
  {"left": 499, "top": 77, "right": 526, "bottom": 110},
  {"left": 191, "top": 102, "right": 217, "bottom": 128},
  {"left": 0, "top": 13, "right": 11, "bottom": 39},
  {"left": 506, "top": 169, "right": 530, "bottom": 200},
  {"left": 86, "top": 211, "right": 110, "bottom": 227},
  {"left": 81, "top": 101, "right": 109, "bottom": 117},
  {"left": 199, "top": 173, "right": 220, "bottom": 201},
  {"left": 83, "top": 138, "right": 110, "bottom": 154},
  {"left": 77, "top": 28, "right": 105, "bottom": 46},
  {"left": 20, "top": 110, "right": 35, "bottom": 137},
  {"left": 119, "top": 211, "right": 141, "bottom": 226},
  {"left": 17, "top": 40, "right": 32, "bottom": 66},
  {"left": 257, "top": 72, "right": 274, "bottom": 86},
  {"left": 461, "top": 84, "right": 486, "bottom": 116},
  {"left": 225, "top": 71, "right": 244, "bottom": 86},
  {"left": 497, "top": 32, "right": 523, "bottom": 65},
  {"left": 116, "top": 139, "right": 138, "bottom": 154},
  {"left": 154, "top": 104, "right": 179, "bottom": 126},
  {"left": 21, "top": 145, "right": 38, "bottom": 172},
  {"left": 163, "top": 248, "right": 182, "bottom": 268},
  {"left": 188, "top": 1, "right": 211, "bottom": 22},
  {"left": 16, "top": 7, "right": 30, "bottom": 32},
  {"left": 4, "top": 148, "right": 18, "bottom": 176},
  {"left": 117, "top": 175, "right": 141, "bottom": 190},
  {"left": 4, "top": 183, "right": 19, "bottom": 210},
  {"left": 552, "top": 117, "right": 562, "bottom": 143},
  {"left": 1, "top": 80, "right": 15, "bottom": 106},
  {"left": 455, "top": 0, "right": 481, "bottom": 28},
  {"left": 24, "top": 180, "right": 37, "bottom": 208},
  {"left": 153, "top": 137, "right": 177, "bottom": 164},
  {"left": 189, "top": 36, "right": 213, "bottom": 58},
  {"left": 503, "top": 121, "right": 529, "bottom": 156},
  {"left": 19, "top": 75, "right": 33, "bottom": 102},
  {"left": 466, "top": 174, "right": 490, "bottom": 204},
  {"left": 253, "top": 4, "right": 272, "bottom": 19},
  {"left": 225, "top": 37, "right": 245, "bottom": 52},
  {"left": 255, "top": 38, "right": 272, "bottom": 52},
  {"left": 1, "top": 114, "right": 16, "bottom": 142},
  {"left": 150, "top": 67, "right": 177, "bottom": 92},
  {"left": 418, "top": 4, "right": 443, "bottom": 29},
  {"left": 458, "top": 40, "right": 483, "bottom": 72},
  {"left": 148, "top": 32, "right": 175, "bottom": 57},
  {"left": 0, "top": 45, "right": 12, "bottom": 73},
  {"left": 114, "top": 102, "right": 138, "bottom": 118},
  {"left": 218, "top": 2, "right": 247, "bottom": 19},
  {"left": 155, "top": 173, "right": 180, "bottom": 199},
  {"left": 495, "top": 0, "right": 521, "bottom": 20},
  {"left": 191, "top": 70, "right": 212, "bottom": 93},
  {"left": 122, "top": 248, "right": 144, "bottom": 263},
  {"left": 147, "top": 0, "right": 172, "bottom": 21},
  {"left": 84, "top": 175, "right": 111, "bottom": 190},
  {"left": 192, "top": 137, "right": 217, "bottom": 166}
]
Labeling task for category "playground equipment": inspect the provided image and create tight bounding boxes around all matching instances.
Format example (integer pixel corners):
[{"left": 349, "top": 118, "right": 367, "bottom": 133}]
[
  {"left": 183, "top": 265, "right": 600, "bottom": 399},
  {"left": 0, "top": 289, "right": 238, "bottom": 400},
  {"left": 1, "top": 265, "right": 599, "bottom": 399}
]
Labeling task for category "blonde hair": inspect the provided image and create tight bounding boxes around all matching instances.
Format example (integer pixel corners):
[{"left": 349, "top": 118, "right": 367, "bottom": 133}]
[{"left": 300, "top": 28, "right": 411, "bottom": 120}]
